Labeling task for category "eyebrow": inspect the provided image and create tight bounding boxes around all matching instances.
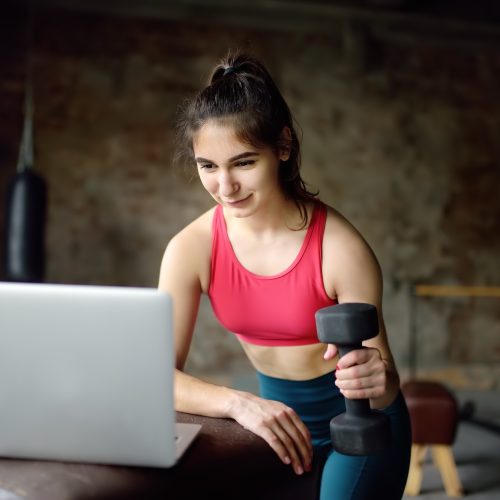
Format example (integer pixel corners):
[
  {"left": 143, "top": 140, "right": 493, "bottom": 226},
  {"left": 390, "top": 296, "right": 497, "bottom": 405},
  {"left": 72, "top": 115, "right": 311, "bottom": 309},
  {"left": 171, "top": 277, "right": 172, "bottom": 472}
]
[{"left": 195, "top": 151, "right": 259, "bottom": 164}]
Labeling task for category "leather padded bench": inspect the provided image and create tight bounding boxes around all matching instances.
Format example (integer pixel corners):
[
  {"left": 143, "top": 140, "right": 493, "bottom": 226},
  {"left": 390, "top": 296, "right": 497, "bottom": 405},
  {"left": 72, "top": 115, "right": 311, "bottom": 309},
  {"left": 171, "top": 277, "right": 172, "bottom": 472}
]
[
  {"left": 0, "top": 412, "right": 323, "bottom": 500},
  {"left": 402, "top": 380, "right": 464, "bottom": 497}
]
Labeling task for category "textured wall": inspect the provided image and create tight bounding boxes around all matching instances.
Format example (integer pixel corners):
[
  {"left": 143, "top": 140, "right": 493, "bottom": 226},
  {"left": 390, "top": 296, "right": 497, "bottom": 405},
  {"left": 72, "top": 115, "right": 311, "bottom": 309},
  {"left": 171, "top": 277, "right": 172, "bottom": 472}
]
[{"left": 1, "top": 6, "right": 499, "bottom": 390}]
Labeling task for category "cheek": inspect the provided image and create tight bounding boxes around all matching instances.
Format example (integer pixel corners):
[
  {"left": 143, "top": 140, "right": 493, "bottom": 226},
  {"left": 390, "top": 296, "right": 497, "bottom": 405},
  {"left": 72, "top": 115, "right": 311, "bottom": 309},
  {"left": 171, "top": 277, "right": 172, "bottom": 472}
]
[
  {"left": 198, "top": 173, "right": 217, "bottom": 194},
  {"left": 260, "top": 167, "right": 280, "bottom": 189}
]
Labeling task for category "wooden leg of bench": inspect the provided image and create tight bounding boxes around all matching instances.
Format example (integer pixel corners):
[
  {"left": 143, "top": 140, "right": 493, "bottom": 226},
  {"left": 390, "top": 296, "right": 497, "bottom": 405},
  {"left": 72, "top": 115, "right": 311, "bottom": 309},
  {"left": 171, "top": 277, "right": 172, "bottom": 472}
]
[
  {"left": 431, "top": 445, "right": 464, "bottom": 497},
  {"left": 405, "top": 444, "right": 428, "bottom": 496}
]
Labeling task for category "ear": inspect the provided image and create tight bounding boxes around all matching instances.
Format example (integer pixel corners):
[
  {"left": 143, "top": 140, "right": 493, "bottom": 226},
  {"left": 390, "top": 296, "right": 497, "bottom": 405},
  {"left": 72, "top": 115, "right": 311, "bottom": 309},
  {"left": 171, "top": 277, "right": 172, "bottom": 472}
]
[{"left": 279, "top": 127, "right": 292, "bottom": 161}]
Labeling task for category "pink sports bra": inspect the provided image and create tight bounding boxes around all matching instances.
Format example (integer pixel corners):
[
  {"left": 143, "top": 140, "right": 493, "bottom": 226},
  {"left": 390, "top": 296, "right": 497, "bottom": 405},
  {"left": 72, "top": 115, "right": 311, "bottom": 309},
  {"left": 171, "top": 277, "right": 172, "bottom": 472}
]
[{"left": 208, "top": 201, "right": 337, "bottom": 346}]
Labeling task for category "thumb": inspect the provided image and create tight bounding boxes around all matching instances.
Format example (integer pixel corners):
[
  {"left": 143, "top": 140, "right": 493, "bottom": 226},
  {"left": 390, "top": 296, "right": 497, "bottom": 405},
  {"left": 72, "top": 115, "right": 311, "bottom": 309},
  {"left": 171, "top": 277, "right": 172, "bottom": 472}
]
[{"left": 323, "top": 343, "right": 338, "bottom": 360}]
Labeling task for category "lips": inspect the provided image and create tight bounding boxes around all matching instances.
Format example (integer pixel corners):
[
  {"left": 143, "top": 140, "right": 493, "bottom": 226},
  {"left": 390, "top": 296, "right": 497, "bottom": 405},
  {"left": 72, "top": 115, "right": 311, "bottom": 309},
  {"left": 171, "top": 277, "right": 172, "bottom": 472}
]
[{"left": 222, "top": 195, "right": 251, "bottom": 205}]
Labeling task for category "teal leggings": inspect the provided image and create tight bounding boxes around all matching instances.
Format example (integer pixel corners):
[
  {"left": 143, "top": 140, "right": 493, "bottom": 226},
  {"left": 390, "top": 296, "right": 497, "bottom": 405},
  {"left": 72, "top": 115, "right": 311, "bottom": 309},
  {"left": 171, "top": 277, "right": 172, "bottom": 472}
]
[{"left": 257, "top": 370, "right": 411, "bottom": 500}]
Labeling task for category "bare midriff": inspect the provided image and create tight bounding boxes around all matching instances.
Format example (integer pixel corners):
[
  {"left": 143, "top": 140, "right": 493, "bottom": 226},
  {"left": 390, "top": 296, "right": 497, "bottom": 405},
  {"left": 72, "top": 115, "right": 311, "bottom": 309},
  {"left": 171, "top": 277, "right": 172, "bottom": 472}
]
[{"left": 239, "top": 341, "right": 339, "bottom": 381}]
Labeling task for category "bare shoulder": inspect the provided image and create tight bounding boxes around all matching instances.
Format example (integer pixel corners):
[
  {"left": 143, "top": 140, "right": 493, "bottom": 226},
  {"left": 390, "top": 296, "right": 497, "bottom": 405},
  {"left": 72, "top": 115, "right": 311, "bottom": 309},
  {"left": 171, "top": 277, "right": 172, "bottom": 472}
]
[
  {"left": 322, "top": 204, "right": 376, "bottom": 260},
  {"left": 167, "top": 207, "right": 214, "bottom": 254},
  {"left": 159, "top": 207, "right": 215, "bottom": 293},
  {"left": 322, "top": 203, "right": 382, "bottom": 305}
]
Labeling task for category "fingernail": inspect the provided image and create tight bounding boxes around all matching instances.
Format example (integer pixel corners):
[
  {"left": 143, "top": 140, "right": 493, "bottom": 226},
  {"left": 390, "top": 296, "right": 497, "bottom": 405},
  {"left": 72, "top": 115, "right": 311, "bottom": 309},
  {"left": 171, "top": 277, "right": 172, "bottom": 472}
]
[
  {"left": 284, "top": 456, "right": 291, "bottom": 464},
  {"left": 296, "top": 466, "right": 304, "bottom": 475}
]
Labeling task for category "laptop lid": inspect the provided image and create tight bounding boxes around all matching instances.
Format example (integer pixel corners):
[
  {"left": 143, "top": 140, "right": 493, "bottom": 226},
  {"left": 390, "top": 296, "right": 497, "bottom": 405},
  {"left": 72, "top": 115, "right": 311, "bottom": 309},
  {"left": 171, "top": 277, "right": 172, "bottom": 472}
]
[{"left": 0, "top": 282, "right": 199, "bottom": 468}]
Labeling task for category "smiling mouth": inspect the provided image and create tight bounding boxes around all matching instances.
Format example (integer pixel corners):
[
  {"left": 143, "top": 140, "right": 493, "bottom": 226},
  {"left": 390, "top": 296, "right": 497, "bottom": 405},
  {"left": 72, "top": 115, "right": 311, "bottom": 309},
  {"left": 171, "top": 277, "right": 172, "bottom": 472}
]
[{"left": 223, "top": 195, "right": 251, "bottom": 205}]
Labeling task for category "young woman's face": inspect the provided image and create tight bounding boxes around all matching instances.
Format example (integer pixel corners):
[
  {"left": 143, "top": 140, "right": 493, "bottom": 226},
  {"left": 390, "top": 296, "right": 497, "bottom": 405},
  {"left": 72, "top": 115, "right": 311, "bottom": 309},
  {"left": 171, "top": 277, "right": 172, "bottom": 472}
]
[{"left": 193, "top": 121, "right": 287, "bottom": 216}]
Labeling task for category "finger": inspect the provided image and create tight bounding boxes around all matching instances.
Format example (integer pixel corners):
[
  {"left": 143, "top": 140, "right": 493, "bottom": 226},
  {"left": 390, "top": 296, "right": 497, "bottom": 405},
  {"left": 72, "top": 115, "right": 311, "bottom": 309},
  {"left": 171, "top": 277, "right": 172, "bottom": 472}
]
[
  {"left": 270, "top": 422, "right": 306, "bottom": 475},
  {"left": 336, "top": 372, "right": 387, "bottom": 399},
  {"left": 336, "top": 347, "right": 379, "bottom": 369},
  {"left": 235, "top": 396, "right": 313, "bottom": 475},
  {"left": 323, "top": 343, "right": 338, "bottom": 360},
  {"left": 338, "top": 383, "right": 386, "bottom": 400},
  {"left": 280, "top": 408, "right": 313, "bottom": 465},
  {"left": 287, "top": 409, "right": 313, "bottom": 454},
  {"left": 239, "top": 397, "right": 313, "bottom": 473},
  {"left": 260, "top": 420, "right": 306, "bottom": 475},
  {"left": 271, "top": 409, "right": 312, "bottom": 471},
  {"left": 336, "top": 370, "right": 386, "bottom": 389},
  {"left": 259, "top": 426, "right": 295, "bottom": 466},
  {"left": 335, "top": 356, "right": 386, "bottom": 380}
]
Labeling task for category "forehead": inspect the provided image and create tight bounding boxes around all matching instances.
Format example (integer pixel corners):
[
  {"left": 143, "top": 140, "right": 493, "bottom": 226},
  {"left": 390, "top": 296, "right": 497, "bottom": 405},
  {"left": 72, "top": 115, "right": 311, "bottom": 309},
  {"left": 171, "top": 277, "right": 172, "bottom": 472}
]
[{"left": 193, "top": 121, "right": 250, "bottom": 155}]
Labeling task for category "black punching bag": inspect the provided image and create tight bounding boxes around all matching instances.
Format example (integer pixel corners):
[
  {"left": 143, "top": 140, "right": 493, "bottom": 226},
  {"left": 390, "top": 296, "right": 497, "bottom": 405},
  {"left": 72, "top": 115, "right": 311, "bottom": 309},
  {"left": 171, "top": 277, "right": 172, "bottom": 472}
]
[
  {"left": 3, "top": 50, "right": 48, "bottom": 283},
  {"left": 4, "top": 169, "right": 47, "bottom": 282}
]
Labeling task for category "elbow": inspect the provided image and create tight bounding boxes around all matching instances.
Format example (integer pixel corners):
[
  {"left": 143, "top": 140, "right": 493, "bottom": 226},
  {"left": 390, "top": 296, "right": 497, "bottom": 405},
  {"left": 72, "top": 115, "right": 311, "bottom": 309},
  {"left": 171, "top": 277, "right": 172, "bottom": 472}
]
[{"left": 175, "top": 356, "right": 187, "bottom": 372}]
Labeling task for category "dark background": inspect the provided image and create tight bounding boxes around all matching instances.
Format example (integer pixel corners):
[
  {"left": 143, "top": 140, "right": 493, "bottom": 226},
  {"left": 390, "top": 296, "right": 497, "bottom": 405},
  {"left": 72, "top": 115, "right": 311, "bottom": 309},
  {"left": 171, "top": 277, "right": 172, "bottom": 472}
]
[{"left": 1, "top": 0, "right": 499, "bottom": 387}]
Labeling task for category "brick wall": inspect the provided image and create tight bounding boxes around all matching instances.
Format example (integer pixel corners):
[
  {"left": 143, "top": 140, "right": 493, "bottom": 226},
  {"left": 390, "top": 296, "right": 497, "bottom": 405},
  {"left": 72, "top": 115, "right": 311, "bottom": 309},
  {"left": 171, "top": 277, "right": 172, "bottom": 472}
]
[{"left": 1, "top": 5, "right": 499, "bottom": 389}]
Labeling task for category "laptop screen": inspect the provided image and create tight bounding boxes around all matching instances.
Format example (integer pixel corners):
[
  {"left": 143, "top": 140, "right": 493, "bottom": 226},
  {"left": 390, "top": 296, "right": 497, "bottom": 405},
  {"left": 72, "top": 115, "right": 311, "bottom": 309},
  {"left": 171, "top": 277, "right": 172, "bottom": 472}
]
[{"left": 0, "top": 282, "right": 180, "bottom": 467}]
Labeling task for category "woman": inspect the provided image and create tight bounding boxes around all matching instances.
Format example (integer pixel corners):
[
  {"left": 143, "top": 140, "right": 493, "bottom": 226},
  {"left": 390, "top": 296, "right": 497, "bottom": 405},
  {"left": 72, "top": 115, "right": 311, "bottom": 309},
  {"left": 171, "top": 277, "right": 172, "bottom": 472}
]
[{"left": 159, "top": 52, "right": 411, "bottom": 499}]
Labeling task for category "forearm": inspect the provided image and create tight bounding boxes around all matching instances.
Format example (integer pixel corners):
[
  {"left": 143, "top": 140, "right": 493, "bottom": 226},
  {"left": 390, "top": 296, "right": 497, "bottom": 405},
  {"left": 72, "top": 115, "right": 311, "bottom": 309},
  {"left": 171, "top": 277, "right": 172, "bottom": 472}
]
[{"left": 175, "top": 368, "right": 245, "bottom": 419}]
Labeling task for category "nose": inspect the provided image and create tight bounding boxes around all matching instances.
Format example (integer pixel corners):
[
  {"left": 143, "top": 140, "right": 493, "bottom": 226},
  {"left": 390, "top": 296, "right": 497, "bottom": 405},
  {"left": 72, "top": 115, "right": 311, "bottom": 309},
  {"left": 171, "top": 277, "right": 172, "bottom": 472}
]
[{"left": 218, "top": 170, "right": 239, "bottom": 198}]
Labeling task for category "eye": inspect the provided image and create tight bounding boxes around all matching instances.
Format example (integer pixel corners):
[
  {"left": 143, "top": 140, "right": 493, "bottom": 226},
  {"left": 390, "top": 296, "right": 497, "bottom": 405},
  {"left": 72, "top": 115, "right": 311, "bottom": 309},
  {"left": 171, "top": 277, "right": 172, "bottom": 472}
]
[
  {"left": 235, "top": 160, "right": 255, "bottom": 168},
  {"left": 198, "top": 163, "right": 216, "bottom": 171}
]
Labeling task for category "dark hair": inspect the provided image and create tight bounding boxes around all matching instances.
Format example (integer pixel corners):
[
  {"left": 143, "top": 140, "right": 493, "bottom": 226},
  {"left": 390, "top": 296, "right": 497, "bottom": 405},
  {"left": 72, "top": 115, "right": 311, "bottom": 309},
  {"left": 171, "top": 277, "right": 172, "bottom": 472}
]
[{"left": 175, "top": 51, "right": 318, "bottom": 228}]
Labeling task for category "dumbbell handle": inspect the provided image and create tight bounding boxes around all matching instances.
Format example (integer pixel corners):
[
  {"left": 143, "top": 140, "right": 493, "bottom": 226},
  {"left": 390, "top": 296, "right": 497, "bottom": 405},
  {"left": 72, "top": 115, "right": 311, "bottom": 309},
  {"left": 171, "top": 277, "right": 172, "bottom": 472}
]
[{"left": 338, "top": 343, "right": 372, "bottom": 418}]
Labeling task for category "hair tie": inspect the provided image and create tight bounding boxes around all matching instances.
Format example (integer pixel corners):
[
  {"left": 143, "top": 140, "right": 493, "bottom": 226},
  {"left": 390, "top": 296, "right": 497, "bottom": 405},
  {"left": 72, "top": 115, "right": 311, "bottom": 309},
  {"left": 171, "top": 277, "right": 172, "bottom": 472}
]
[{"left": 223, "top": 66, "right": 236, "bottom": 77}]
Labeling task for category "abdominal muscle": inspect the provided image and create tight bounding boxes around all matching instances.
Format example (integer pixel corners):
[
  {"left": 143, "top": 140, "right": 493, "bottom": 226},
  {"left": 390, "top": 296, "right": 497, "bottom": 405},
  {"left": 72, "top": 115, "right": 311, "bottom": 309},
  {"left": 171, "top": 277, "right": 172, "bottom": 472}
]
[{"left": 239, "top": 340, "right": 339, "bottom": 381}]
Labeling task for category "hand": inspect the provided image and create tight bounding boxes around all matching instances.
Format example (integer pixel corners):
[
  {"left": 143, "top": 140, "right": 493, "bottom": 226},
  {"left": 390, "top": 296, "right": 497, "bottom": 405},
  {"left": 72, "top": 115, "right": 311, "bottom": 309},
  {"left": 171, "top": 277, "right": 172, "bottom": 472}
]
[
  {"left": 334, "top": 347, "right": 387, "bottom": 400},
  {"left": 231, "top": 392, "right": 313, "bottom": 475}
]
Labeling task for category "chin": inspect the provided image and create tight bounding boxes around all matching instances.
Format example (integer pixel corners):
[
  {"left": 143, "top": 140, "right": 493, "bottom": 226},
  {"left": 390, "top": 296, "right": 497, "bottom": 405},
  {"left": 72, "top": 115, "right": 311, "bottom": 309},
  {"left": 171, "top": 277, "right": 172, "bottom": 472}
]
[{"left": 224, "top": 203, "right": 257, "bottom": 218}]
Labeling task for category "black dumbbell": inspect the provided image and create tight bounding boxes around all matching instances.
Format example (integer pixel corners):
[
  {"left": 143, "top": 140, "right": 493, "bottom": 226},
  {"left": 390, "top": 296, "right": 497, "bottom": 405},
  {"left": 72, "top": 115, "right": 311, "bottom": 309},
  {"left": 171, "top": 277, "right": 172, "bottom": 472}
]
[{"left": 315, "top": 302, "right": 391, "bottom": 455}]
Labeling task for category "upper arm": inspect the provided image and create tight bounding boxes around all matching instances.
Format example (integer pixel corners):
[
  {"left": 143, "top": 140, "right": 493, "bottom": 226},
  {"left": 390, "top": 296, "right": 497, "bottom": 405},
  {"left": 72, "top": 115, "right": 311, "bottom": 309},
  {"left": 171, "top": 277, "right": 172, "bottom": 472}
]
[
  {"left": 323, "top": 208, "right": 395, "bottom": 365},
  {"left": 158, "top": 216, "right": 212, "bottom": 370}
]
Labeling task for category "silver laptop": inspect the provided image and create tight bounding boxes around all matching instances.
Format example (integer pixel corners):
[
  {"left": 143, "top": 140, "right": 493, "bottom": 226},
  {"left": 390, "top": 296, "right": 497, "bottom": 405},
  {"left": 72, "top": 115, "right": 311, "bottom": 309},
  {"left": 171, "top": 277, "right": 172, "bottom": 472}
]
[{"left": 0, "top": 282, "right": 201, "bottom": 468}]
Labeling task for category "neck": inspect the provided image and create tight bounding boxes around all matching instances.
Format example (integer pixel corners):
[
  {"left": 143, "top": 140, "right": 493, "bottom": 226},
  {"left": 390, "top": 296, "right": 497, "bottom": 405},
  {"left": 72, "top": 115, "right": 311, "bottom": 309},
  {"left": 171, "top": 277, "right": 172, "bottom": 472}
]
[{"left": 223, "top": 197, "right": 306, "bottom": 239}]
